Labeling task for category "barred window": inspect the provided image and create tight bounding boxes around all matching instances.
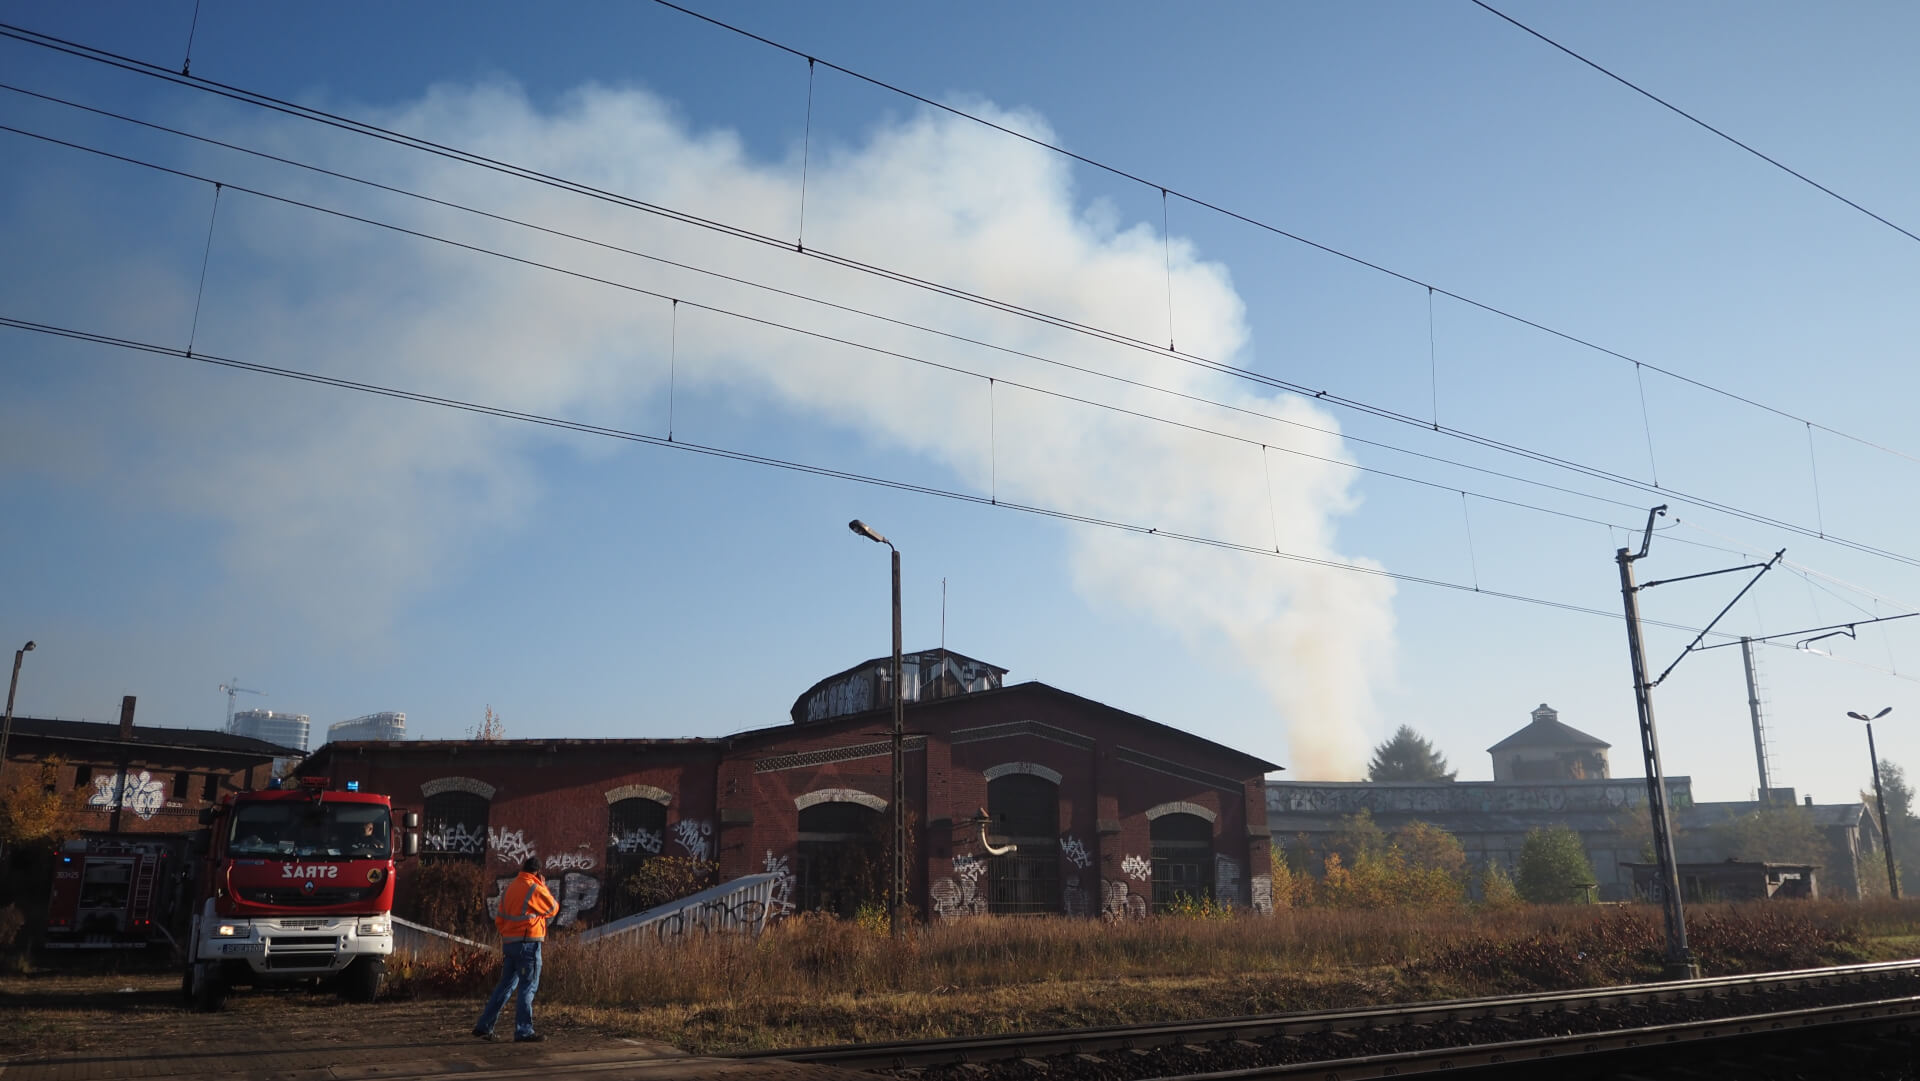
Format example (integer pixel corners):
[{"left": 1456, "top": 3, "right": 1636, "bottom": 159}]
[
  {"left": 604, "top": 797, "right": 669, "bottom": 920},
  {"left": 987, "top": 773, "right": 1060, "bottom": 915},
  {"left": 796, "top": 801, "right": 883, "bottom": 917},
  {"left": 421, "top": 791, "right": 490, "bottom": 864},
  {"left": 1150, "top": 813, "right": 1213, "bottom": 911}
]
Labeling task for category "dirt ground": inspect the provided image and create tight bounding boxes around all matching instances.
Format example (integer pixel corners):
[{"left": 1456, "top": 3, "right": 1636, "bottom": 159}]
[{"left": 0, "top": 971, "right": 872, "bottom": 1081}]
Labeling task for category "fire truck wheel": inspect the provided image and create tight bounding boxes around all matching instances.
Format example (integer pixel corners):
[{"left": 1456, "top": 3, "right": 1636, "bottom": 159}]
[
  {"left": 341, "top": 957, "right": 384, "bottom": 1003},
  {"left": 189, "top": 963, "right": 228, "bottom": 1013}
]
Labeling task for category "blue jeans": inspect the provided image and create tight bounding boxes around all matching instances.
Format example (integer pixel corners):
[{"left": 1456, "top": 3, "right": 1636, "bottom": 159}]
[{"left": 474, "top": 939, "right": 542, "bottom": 1038}]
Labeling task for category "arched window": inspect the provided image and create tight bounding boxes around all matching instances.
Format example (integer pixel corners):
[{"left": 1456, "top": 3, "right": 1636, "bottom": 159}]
[
  {"left": 796, "top": 801, "right": 883, "bottom": 917},
  {"left": 1150, "top": 812, "right": 1213, "bottom": 911},
  {"left": 604, "top": 797, "right": 669, "bottom": 920},
  {"left": 421, "top": 791, "right": 489, "bottom": 864},
  {"left": 987, "top": 773, "right": 1060, "bottom": 914}
]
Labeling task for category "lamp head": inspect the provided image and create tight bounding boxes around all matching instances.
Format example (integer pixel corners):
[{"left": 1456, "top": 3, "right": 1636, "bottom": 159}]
[
  {"left": 848, "top": 519, "right": 890, "bottom": 546},
  {"left": 21, "top": 641, "right": 32, "bottom": 653}
]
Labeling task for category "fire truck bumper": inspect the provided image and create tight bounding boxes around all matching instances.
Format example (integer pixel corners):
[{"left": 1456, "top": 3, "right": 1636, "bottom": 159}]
[{"left": 201, "top": 915, "right": 393, "bottom": 976}]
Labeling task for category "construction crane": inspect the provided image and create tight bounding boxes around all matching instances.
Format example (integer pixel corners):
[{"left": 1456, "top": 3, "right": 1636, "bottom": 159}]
[{"left": 218, "top": 680, "right": 264, "bottom": 732}]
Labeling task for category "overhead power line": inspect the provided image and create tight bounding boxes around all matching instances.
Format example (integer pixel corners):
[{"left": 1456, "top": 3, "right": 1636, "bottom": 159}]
[
  {"left": 635, "top": 2, "right": 1920, "bottom": 468},
  {"left": 1470, "top": 0, "right": 1920, "bottom": 248},
  {"left": 11, "top": 115, "right": 1919, "bottom": 576},
  {"left": 0, "top": 310, "right": 1726, "bottom": 640}
]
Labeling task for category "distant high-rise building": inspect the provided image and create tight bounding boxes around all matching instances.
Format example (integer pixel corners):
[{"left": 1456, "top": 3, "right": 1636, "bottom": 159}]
[
  {"left": 231, "top": 708, "right": 311, "bottom": 753},
  {"left": 327, "top": 711, "right": 407, "bottom": 743}
]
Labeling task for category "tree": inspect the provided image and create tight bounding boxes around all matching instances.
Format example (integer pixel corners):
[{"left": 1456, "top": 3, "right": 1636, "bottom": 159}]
[
  {"left": 1366, "top": 726, "right": 1457, "bottom": 782},
  {"left": 0, "top": 757, "right": 86, "bottom": 852},
  {"left": 1478, "top": 862, "right": 1521, "bottom": 909},
  {"left": 1867, "top": 760, "right": 1920, "bottom": 894},
  {"left": 1516, "top": 826, "right": 1596, "bottom": 904},
  {"left": 470, "top": 706, "right": 506, "bottom": 741},
  {"left": 1710, "top": 806, "right": 1824, "bottom": 866}
]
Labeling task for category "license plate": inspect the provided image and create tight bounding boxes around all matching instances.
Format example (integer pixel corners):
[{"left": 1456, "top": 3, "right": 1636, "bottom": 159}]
[{"left": 220, "top": 942, "right": 263, "bottom": 955}]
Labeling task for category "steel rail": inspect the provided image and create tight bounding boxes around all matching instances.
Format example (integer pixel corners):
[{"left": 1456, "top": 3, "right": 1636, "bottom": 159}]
[
  {"left": 736, "top": 958, "right": 1920, "bottom": 1071},
  {"left": 1151, "top": 993, "right": 1920, "bottom": 1080}
]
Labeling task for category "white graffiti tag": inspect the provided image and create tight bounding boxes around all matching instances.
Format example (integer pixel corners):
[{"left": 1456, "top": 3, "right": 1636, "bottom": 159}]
[
  {"left": 1059, "top": 835, "right": 1091, "bottom": 869},
  {"left": 89, "top": 771, "right": 167, "bottom": 820},
  {"left": 424, "top": 822, "right": 486, "bottom": 854},
  {"left": 488, "top": 827, "right": 537, "bottom": 866},
  {"left": 546, "top": 851, "right": 596, "bottom": 872},
  {"left": 1121, "top": 854, "right": 1151, "bottom": 882},
  {"left": 610, "top": 827, "right": 662, "bottom": 855},
  {"left": 672, "top": 819, "right": 713, "bottom": 862},
  {"left": 931, "top": 853, "right": 989, "bottom": 921},
  {"left": 763, "top": 851, "right": 795, "bottom": 917},
  {"left": 556, "top": 872, "right": 600, "bottom": 926}
]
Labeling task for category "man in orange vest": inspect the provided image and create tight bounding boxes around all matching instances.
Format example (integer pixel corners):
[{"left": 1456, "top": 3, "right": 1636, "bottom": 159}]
[{"left": 472, "top": 857, "right": 561, "bottom": 1042}]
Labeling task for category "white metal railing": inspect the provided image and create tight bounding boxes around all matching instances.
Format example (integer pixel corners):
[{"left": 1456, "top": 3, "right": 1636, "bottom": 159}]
[{"left": 575, "top": 873, "right": 780, "bottom": 946}]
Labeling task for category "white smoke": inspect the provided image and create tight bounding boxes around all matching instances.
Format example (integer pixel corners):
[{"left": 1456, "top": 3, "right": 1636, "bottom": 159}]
[{"left": 9, "top": 80, "right": 1394, "bottom": 775}]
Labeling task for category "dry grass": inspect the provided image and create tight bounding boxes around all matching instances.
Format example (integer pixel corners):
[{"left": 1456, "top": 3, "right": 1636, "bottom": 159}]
[{"left": 393, "top": 900, "right": 1920, "bottom": 1054}]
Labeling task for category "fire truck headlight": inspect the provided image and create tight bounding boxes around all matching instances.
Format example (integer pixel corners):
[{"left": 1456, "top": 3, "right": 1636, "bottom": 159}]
[
  {"left": 357, "top": 919, "right": 388, "bottom": 936},
  {"left": 215, "top": 924, "right": 239, "bottom": 937}
]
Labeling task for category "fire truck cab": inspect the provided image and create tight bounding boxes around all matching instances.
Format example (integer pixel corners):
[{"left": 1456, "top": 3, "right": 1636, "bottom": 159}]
[{"left": 183, "top": 777, "right": 418, "bottom": 1011}]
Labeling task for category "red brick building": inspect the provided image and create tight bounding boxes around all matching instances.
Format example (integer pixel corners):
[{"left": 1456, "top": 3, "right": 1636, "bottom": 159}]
[
  {"left": 1, "top": 696, "right": 293, "bottom": 840},
  {"left": 298, "top": 652, "right": 1281, "bottom": 927}
]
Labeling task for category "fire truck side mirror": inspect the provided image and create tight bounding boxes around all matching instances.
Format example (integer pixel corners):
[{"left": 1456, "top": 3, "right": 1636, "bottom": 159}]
[
  {"left": 403, "top": 811, "right": 420, "bottom": 830},
  {"left": 402, "top": 832, "right": 420, "bottom": 858}
]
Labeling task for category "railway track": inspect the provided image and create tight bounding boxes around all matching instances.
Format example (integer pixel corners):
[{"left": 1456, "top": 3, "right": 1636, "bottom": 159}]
[{"left": 736, "top": 959, "right": 1920, "bottom": 1079}]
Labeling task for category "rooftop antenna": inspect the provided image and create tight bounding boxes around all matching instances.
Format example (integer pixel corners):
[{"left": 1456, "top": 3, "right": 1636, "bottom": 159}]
[
  {"left": 218, "top": 679, "right": 264, "bottom": 732},
  {"left": 940, "top": 577, "right": 949, "bottom": 694}
]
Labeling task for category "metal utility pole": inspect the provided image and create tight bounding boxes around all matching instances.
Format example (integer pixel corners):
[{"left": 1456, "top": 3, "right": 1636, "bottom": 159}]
[
  {"left": 0, "top": 640, "right": 35, "bottom": 789},
  {"left": 1739, "top": 637, "right": 1772, "bottom": 802},
  {"left": 1616, "top": 508, "right": 1695, "bottom": 979},
  {"left": 850, "top": 519, "right": 908, "bottom": 938},
  {"left": 1616, "top": 506, "right": 1781, "bottom": 980},
  {"left": 1849, "top": 708, "right": 1900, "bottom": 900}
]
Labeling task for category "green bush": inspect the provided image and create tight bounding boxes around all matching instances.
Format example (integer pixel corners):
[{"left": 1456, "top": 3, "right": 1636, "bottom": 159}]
[{"left": 1516, "top": 826, "right": 1596, "bottom": 904}]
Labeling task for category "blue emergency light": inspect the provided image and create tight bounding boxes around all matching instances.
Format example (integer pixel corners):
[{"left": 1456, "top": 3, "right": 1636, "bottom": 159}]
[{"left": 346, "top": 781, "right": 359, "bottom": 792}]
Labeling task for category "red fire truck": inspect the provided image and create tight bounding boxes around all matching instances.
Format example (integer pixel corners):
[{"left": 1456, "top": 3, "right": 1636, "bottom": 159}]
[
  {"left": 45, "top": 836, "right": 188, "bottom": 951},
  {"left": 182, "top": 777, "right": 418, "bottom": 1011}
]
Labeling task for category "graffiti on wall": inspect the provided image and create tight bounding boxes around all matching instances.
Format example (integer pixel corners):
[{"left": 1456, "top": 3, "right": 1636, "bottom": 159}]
[
  {"left": 1101, "top": 879, "right": 1147, "bottom": 921},
  {"left": 487, "top": 869, "right": 602, "bottom": 929},
  {"left": 930, "top": 852, "right": 989, "bottom": 921},
  {"left": 424, "top": 822, "right": 486, "bottom": 855},
  {"left": 763, "top": 851, "right": 795, "bottom": 917},
  {"left": 488, "top": 827, "right": 538, "bottom": 866},
  {"left": 1250, "top": 874, "right": 1274, "bottom": 914},
  {"left": 611, "top": 826, "right": 663, "bottom": 855},
  {"left": 1063, "top": 874, "right": 1091, "bottom": 917},
  {"left": 1214, "top": 854, "right": 1243, "bottom": 908},
  {"left": 1120, "top": 854, "right": 1151, "bottom": 882},
  {"left": 545, "top": 851, "right": 596, "bottom": 872},
  {"left": 1059, "top": 835, "right": 1091, "bottom": 869},
  {"left": 1268, "top": 781, "right": 1692, "bottom": 817},
  {"left": 89, "top": 771, "right": 167, "bottom": 820},
  {"left": 673, "top": 819, "right": 713, "bottom": 862}
]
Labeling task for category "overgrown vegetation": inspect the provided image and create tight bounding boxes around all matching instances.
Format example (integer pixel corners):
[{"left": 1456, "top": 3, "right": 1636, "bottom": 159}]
[
  {"left": 393, "top": 859, "right": 496, "bottom": 941},
  {"left": 0, "top": 756, "right": 86, "bottom": 851},
  {"left": 1516, "top": 825, "right": 1597, "bottom": 903},
  {"left": 383, "top": 899, "right": 1913, "bottom": 1053},
  {"left": 1277, "top": 812, "right": 1469, "bottom": 909}
]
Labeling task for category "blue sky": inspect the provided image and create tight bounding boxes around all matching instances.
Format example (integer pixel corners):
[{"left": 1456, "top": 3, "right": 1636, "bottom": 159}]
[{"left": 5, "top": 1, "right": 1920, "bottom": 805}]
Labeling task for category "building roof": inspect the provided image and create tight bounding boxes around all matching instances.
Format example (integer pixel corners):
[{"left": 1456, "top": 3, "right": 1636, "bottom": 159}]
[
  {"left": 7, "top": 716, "right": 301, "bottom": 759},
  {"left": 1486, "top": 705, "right": 1610, "bottom": 752},
  {"left": 300, "top": 735, "right": 725, "bottom": 773}
]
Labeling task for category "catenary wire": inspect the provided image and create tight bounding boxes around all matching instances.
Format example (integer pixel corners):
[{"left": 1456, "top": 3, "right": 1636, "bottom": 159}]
[
  {"left": 0, "top": 118, "right": 1717, "bottom": 548},
  {"left": 1469, "top": 0, "right": 1920, "bottom": 249},
  {"left": 0, "top": 311, "right": 1726, "bottom": 639},
  {"left": 5, "top": 93, "right": 1917, "bottom": 577},
  {"left": 4, "top": 21, "right": 1920, "bottom": 541},
  {"left": 636, "top": 1, "right": 1920, "bottom": 468}
]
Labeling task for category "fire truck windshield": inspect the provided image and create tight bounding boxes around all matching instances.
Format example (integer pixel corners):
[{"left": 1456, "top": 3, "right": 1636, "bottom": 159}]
[{"left": 229, "top": 801, "right": 392, "bottom": 860}]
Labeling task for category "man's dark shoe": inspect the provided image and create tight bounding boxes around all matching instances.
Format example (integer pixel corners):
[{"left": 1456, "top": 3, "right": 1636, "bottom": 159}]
[
  {"left": 513, "top": 1033, "right": 544, "bottom": 1043},
  {"left": 471, "top": 1029, "right": 494, "bottom": 1041}
]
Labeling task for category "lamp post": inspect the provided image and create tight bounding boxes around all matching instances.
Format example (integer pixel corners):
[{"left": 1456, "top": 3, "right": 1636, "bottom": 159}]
[
  {"left": 1848, "top": 707, "right": 1900, "bottom": 900},
  {"left": 0, "top": 640, "right": 35, "bottom": 780},
  {"left": 849, "top": 520, "right": 906, "bottom": 938}
]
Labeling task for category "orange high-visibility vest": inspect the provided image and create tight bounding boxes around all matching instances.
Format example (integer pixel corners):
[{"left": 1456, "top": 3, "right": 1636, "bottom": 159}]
[{"left": 496, "top": 872, "right": 559, "bottom": 941}]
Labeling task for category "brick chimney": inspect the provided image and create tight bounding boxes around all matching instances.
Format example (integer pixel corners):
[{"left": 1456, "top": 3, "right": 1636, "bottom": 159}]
[{"left": 119, "top": 695, "right": 137, "bottom": 740}]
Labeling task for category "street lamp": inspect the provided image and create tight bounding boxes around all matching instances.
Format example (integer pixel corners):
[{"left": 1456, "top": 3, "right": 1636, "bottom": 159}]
[
  {"left": 0, "top": 640, "right": 36, "bottom": 783},
  {"left": 1847, "top": 707, "right": 1900, "bottom": 900},
  {"left": 849, "top": 520, "right": 906, "bottom": 938}
]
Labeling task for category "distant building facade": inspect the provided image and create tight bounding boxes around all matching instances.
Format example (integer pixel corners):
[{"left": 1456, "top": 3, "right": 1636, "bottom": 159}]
[
  {"left": 327, "top": 712, "right": 406, "bottom": 743},
  {"left": 231, "top": 708, "right": 311, "bottom": 753},
  {"left": 1268, "top": 703, "right": 1885, "bottom": 900}
]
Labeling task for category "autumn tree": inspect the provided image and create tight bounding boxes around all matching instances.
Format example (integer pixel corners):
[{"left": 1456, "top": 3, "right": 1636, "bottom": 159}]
[
  {"left": 470, "top": 706, "right": 506, "bottom": 741},
  {"left": 1516, "top": 826, "right": 1596, "bottom": 904},
  {"left": 0, "top": 757, "right": 87, "bottom": 852},
  {"left": 1366, "top": 726, "right": 1457, "bottom": 782},
  {"left": 1315, "top": 812, "right": 1467, "bottom": 909}
]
